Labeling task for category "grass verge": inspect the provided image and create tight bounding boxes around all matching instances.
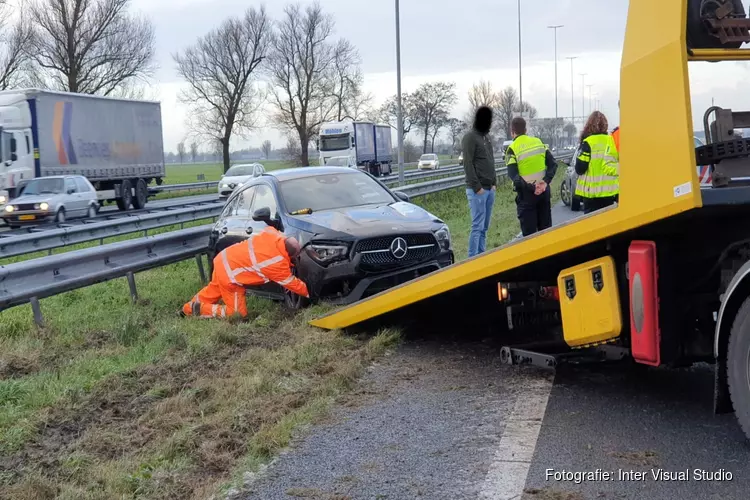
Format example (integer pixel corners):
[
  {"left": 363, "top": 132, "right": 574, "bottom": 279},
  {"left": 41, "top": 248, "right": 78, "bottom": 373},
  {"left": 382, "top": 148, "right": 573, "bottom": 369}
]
[{"left": 0, "top": 161, "right": 566, "bottom": 498}]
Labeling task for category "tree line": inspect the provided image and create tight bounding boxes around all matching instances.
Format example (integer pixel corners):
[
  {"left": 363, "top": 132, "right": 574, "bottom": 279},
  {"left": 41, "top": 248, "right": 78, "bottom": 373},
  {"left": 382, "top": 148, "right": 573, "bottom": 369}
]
[{"left": 0, "top": 0, "right": 579, "bottom": 171}]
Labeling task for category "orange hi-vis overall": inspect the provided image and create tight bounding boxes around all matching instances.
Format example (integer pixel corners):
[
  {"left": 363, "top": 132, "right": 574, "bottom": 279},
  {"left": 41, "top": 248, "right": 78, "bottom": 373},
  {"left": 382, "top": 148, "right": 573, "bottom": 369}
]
[{"left": 182, "top": 226, "right": 309, "bottom": 318}]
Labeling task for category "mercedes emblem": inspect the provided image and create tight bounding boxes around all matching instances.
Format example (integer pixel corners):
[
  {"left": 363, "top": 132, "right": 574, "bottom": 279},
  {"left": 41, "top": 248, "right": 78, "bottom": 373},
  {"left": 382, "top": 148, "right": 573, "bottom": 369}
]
[{"left": 390, "top": 237, "right": 408, "bottom": 259}]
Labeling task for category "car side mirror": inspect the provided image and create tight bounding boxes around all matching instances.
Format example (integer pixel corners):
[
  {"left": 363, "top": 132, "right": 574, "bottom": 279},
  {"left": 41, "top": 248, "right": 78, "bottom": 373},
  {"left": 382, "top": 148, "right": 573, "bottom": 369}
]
[
  {"left": 10, "top": 152, "right": 17, "bottom": 162},
  {"left": 67, "top": 188, "right": 75, "bottom": 194},
  {"left": 10, "top": 137, "right": 16, "bottom": 154},
  {"left": 252, "top": 206, "right": 272, "bottom": 224},
  {"left": 393, "top": 191, "right": 410, "bottom": 203}
]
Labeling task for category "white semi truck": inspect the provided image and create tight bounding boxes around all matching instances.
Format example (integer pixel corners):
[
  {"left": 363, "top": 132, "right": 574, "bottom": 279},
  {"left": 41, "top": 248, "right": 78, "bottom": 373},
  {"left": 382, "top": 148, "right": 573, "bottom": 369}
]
[
  {"left": 0, "top": 89, "right": 165, "bottom": 210},
  {"left": 317, "top": 121, "right": 393, "bottom": 177}
]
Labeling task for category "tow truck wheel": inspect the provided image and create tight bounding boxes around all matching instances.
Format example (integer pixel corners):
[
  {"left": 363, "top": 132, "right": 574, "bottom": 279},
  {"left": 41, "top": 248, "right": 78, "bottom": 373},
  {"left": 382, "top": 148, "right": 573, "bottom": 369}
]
[
  {"left": 687, "top": 0, "right": 747, "bottom": 49},
  {"left": 726, "top": 295, "right": 750, "bottom": 439}
]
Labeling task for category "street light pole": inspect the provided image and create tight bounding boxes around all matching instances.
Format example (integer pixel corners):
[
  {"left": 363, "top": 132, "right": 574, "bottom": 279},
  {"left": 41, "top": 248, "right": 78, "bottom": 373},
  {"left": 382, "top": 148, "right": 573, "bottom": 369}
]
[
  {"left": 566, "top": 56, "right": 577, "bottom": 127},
  {"left": 579, "top": 73, "right": 587, "bottom": 121},
  {"left": 548, "top": 25, "right": 563, "bottom": 122},
  {"left": 587, "top": 84, "right": 594, "bottom": 115},
  {"left": 517, "top": 0, "right": 523, "bottom": 111},
  {"left": 395, "top": 0, "right": 404, "bottom": 185}
]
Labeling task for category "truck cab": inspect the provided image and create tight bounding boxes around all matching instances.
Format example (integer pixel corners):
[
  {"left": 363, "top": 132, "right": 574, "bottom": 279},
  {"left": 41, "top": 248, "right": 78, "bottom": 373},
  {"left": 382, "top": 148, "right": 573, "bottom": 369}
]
[
  {"left": 0, "top": 96, "right": 34, "bottom": 205},
  {"left": 318, "top": 121, "right": 392, "bottom": 177}
]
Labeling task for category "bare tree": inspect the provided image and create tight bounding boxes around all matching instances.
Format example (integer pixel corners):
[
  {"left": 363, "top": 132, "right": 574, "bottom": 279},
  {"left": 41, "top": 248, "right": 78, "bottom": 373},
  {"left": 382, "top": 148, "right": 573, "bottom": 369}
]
[
  {"left": 496, "top": 87, "right": 518, "bottom": 140},
  {"left": 529, "top": 117, "right": 564, "bottom": 146},
  {"left": 268, "top": 2, "right": 341, "bottom": 166},
  {"left": 429, "top": 110, "right": 448, "bottom": 153},
  {"left": 327, "top": 39, "right": 372, "bottom": 121},
  {"left": 283, "top": 135, "right": 301, "bottom": 164},
  {"left": 446, "top": 118, "right": 466, "bottom": 156},
  {"left": 176, "top": 141, "right": 186, "bottom": 163},
  {"left": 28, "top": 0, "right": 156, "bottom": 95},
  {"left": 190, "top": 141, "right": 198, "bottom": 162},
  {"left": 411, "top": 82, "right": 457, "bottom": 153},
  {"left": 563, "top": 122, "right": 577, "bottom": 146},
  {"left": 262, "top": 140, "right": 272, "bottom": 159},
  {"left": 467, "top": 80, "right": 499, "bottom": 118},
  {"left": 379, "top": 93, "right": 417, "bottom": 142},
  {"left": 174, "top": 7, "right": 270, "bottom": 173},
  {"left": 0, "top": 2, "right": 34, "bottom": 90}
]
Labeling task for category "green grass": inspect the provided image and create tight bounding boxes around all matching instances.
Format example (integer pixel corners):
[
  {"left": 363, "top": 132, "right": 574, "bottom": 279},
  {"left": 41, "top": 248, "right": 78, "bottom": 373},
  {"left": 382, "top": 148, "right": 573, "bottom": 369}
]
[
  {"left": 162, "top": 160, "right": 295, "bottom": 185},
  {"left": 0, "top": 163, "right": 564, "bottom": 499}
]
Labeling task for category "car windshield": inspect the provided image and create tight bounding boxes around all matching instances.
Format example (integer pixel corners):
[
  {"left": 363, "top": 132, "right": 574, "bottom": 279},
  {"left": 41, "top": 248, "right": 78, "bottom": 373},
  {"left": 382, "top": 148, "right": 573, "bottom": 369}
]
[
  {"left": 225, "top": 165, "right": 257, "bottom": 177},
  {"left": 21, "top": 178, "right": 65, "bottom": 195},
  {"left": 280, "top": 173, "right": 395, "bottom": 213},
  {"left": 420, "top": 155, "right": 436, "bottom": 161}
]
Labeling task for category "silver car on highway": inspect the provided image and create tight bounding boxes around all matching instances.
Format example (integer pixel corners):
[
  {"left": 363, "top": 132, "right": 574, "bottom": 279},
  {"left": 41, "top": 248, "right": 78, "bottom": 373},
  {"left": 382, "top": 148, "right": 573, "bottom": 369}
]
[{"left": 2, "top": 175, "right": 99, "bottom": 227}]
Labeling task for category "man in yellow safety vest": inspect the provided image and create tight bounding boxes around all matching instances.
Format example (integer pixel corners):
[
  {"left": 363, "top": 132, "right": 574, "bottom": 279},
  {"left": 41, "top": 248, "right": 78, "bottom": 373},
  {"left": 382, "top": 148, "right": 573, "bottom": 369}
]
[{"left": 505, "top": 117, "right": 559, "bottom": 236}]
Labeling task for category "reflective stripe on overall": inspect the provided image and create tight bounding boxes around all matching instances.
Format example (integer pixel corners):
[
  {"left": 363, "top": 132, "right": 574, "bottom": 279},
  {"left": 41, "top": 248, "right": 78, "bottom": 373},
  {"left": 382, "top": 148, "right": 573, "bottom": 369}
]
[
  {"left": 575, "top": 134, "right": 619, "bottom": 198},
  {"left": 509, "top": 135, "right": 547, "bottom": 183},
  {"left": 221, "top": 227, "right": 284, "bottom": 285}
]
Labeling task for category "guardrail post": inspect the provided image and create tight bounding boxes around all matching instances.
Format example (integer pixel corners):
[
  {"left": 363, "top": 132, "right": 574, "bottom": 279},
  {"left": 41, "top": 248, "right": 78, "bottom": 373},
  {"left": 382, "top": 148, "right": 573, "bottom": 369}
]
[
  {"left": 196, "top": 254, "right": 207, "bottom": 284},
  {"left": 30, "top": 297, "right": 43, "bottom": 327},
  {"left": 127, "top": 272, "right": 138, "bottom": 303}
]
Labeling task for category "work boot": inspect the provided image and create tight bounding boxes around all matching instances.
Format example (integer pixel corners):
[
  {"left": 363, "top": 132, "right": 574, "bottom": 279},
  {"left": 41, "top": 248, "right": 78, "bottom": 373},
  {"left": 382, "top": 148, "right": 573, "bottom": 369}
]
[{"left": 177, "top": 310, "right": 186, "bottom": 318}]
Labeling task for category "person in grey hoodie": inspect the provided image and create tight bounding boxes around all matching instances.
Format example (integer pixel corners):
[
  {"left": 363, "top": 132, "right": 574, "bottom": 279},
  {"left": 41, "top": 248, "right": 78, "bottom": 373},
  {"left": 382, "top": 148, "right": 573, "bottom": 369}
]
[{"left": 462, "top": 106, "right": 496, "bottom": 257}]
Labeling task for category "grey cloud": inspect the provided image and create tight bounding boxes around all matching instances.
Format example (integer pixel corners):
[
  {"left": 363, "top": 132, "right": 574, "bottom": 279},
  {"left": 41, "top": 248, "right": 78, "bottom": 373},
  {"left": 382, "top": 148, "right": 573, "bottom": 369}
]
[{"left": 146, "top": 0, "right": 628, "bottom": 82}]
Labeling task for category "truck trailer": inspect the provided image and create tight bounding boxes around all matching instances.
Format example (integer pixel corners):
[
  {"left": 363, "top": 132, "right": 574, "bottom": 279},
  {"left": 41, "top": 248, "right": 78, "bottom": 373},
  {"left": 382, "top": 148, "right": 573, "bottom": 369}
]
[
  {"left": 308, "top": 0, "right": 750, "bottom": 443},
  {"left": 0, "top": 89, "right": 165, "bottom": 210},
  {"left": 318, "top": 121, "right": 393, "bottom": 177}
]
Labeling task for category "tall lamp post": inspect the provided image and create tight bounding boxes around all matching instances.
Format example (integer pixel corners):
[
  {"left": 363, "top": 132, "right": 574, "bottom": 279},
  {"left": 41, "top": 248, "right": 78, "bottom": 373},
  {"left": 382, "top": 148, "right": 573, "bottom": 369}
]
[
  {"left": 579, "top": 73, "right": 587, "bottom": 121},
  {"left": 395, "top": 0, "right": 404, "bottom": 185},
  {"left": 566, "top": 56, "right": 577, "bottom": 127},
  {"left": 547, "top": 25, "right": 563, "bottom": 121},
  {"left": 587, "top": 84, "right": 594, "bottom": 115},
  {"left": 517, "top": 0, "right": 523, "bottom": 111}
]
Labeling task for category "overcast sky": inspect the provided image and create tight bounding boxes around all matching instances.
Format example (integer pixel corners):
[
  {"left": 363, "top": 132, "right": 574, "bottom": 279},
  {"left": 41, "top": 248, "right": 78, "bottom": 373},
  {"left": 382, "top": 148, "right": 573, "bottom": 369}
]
[{"left": 127, "top": 0, "right": 750, "bottom": 153}]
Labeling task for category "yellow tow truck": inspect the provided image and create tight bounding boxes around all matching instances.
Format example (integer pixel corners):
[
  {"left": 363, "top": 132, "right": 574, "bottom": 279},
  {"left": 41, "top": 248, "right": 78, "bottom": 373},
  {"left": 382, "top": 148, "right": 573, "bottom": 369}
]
[{"left": 310, "top": 0, "right": 750, "bottom": 442}]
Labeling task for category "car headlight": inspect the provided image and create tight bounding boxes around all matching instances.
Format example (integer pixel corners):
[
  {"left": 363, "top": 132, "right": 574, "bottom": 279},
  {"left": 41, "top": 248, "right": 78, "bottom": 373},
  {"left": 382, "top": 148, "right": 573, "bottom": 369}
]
[
  {"left": 434, "top": 225, "right": 451, "bottom": 250},
  {"left": 4, "top": 205, "right": 14, "bottom": 213},
  {"left": 307, "top": 242, "right": 349, "bottom": 265},
  {"left": 39, "top": 202, "right": 49, "bottom": 211},
  {"left": 221, "top": 183, "right": 229, "bottom": 188}
]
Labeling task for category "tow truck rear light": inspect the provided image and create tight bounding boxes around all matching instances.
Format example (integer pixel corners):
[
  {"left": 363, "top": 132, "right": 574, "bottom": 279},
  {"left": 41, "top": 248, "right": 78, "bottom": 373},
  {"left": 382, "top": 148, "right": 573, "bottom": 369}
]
[
  {"left": 629, "top": 241, "right": 661, "bottom": 366},
  {"left": 498, "top": 283, "right": 509, "bottom": 301}
]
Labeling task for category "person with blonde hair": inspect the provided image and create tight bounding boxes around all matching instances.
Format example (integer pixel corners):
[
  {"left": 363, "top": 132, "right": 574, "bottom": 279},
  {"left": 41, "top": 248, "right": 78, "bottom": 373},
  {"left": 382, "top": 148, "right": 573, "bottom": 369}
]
[{"left": 574, "top": 111, "right": 619, "bottom": 214}]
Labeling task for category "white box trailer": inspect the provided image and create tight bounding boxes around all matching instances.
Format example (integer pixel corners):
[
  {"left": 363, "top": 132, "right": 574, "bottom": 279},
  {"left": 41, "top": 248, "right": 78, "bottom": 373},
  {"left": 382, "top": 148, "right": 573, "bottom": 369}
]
[{"left": 0, "top": 88, "right": 165, "bottom": 210}]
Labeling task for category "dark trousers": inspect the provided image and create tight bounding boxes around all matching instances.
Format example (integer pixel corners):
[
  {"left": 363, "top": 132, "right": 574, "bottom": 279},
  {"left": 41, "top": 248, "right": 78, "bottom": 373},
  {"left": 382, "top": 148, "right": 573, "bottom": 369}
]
[
  {"left": 516, "top": 187, "right": 552, "bottom": 237},
  {"left": 582, "top": 195, "right": 618, "bottom": 214}
]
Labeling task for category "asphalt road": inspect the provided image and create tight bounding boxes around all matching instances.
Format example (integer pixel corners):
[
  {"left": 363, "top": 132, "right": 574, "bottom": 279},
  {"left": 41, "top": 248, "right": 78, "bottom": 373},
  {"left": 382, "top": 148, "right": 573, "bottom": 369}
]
[{"left": 234, "top": 202, "right": 750, "bottom": 500}]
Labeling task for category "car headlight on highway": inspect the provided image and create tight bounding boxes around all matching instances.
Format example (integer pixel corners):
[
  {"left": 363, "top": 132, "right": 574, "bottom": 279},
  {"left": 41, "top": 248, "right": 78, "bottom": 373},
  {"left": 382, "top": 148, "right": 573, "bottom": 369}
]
[
  {"left": 221, "top": 183, "right": 229, "bottom": 188},
  {"left": 307, "top": 242, "right": 349, "bottom": 265},
  {"left": 39, "top": 202, "right": 49, "bottom": 211},
  {"left": 434, "top": 225, "right": 451, "bottom": 250},
  {"left": 4, "top": 204, "right": 14, "bottom": 213}
]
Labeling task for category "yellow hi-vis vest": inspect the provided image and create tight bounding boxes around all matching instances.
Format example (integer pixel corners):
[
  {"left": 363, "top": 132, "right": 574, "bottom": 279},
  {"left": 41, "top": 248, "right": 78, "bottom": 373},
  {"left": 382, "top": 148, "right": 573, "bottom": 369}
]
[
  {"left": 506, "top": 135, "right": 547, "bottom": 183},
  {"left": 575, "top": 134, "right": 619, "bottom": 198}
]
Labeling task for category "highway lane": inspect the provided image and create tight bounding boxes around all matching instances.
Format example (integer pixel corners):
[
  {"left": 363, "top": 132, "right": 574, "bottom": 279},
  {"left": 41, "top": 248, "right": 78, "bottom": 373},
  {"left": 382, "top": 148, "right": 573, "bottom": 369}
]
[{"left": 236, "top": 202, "right": 750, "bottom": 500}]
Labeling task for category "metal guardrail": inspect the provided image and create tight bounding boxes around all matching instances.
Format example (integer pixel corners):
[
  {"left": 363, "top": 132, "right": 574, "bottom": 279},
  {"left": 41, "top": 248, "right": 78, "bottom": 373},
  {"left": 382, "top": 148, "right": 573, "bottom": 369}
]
[
  {"left": 149, "top": 181, "right": 218, "bottom": 193},
  {"left": 396, "top": 152, "right": 574, "bottom": 198},
  {"left": 0, "top": 225, "right": 212, "bottom": 325},
  {"left": 0, "top": 201, "right": 223, "bottom": 259}
]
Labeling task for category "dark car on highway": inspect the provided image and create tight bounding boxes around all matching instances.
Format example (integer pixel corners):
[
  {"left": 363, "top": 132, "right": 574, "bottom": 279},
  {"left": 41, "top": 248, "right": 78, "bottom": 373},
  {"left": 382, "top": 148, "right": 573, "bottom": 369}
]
[{"left": 208, "top": 166, "right": 454, "bottom": 308}]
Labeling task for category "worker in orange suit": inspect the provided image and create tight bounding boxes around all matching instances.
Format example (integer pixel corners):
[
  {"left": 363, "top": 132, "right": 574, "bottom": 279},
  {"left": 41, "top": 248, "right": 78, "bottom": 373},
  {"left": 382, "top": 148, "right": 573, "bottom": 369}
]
[{"left": 181, "top": 226, "right": 309, "bottom": 319}]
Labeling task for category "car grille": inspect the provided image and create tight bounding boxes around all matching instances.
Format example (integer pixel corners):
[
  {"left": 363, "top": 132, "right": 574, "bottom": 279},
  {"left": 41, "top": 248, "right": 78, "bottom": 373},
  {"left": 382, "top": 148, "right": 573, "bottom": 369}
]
[
  {"left": 14, "top": 203, "right": 38, "bottom": 211},
  {"left": 354, "top": 233, "right": 439, "bottom": 268}
]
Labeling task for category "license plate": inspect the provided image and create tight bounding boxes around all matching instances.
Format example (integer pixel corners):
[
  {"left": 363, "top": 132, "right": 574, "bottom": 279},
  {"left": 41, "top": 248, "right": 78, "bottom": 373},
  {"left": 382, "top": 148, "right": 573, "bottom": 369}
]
[{"left": 19, "top": 215, "right": 36, "bottom": 220}]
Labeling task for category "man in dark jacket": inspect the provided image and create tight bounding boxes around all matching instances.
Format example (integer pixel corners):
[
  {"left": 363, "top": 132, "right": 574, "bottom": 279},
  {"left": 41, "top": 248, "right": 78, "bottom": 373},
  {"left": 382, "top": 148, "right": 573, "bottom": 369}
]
[{"left": 462, "top": 106, "right": 496, "bottom": 257}]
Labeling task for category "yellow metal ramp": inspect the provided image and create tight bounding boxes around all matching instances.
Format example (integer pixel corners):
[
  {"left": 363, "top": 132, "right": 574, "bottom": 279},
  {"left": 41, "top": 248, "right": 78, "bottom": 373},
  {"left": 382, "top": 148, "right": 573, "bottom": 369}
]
[{"left": 311, "top": 0, "right": 703, "bottom": 331}]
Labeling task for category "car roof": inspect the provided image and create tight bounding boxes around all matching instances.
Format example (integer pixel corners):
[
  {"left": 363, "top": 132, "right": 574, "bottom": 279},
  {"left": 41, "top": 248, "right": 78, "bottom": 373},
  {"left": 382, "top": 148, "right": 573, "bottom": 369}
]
[{"left": 264, "top": 166, "right": 362, "bottom": 181}]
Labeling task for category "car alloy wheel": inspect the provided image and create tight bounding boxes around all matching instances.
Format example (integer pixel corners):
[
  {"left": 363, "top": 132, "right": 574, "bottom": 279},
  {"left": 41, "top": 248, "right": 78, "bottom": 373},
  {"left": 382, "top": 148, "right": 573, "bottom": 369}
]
[
  {"left": 55, "top": 208, "right": 66, "bottom": 223},
  {"left": 560, "top": 177, "right": 572, "bottom": 206},
  {"left": 87, "top": 204, "right": 97, "bottom": 218}
]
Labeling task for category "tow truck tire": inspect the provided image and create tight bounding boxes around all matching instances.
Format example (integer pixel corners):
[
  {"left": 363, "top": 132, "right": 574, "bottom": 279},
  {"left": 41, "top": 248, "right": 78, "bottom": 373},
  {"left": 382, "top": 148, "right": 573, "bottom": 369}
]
[
  {"left": 726, "top": 295, "right": 750, "bottom": 439},
  {"left": 687, "top": 0, "right": 746, "bottom": 50},
  {"left": 132, "top": 179, "right": 148, "bottom": 209}
]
